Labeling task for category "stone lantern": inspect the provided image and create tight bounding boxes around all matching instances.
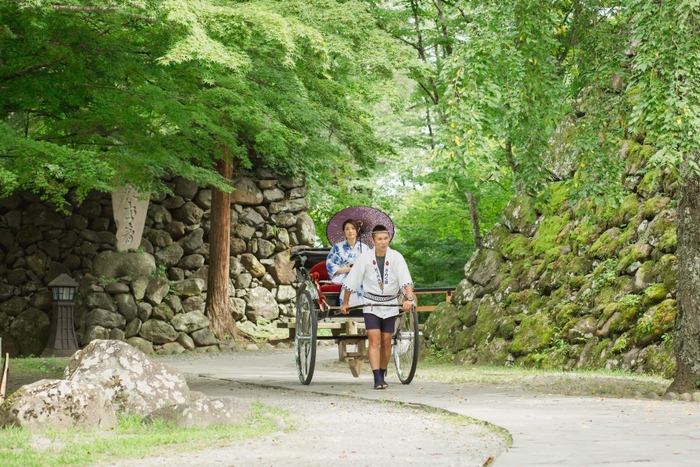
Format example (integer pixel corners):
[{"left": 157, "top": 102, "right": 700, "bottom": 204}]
[{"left": 42, "top": 273, "right": 80, "bottom": 357}]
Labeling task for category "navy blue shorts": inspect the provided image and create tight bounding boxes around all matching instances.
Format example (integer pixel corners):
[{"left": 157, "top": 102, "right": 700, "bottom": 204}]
[{"left": 364, "top": 313, "right": 397, "bottom": 334}]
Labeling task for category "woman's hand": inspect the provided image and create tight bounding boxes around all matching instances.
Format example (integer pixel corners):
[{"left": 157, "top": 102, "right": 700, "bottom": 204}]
[
  {"left": 340, "top": 303, "right": 350, "bottom": 315},
  {"left": 402, "top": 299, "right": 413, "bottom": 312}
]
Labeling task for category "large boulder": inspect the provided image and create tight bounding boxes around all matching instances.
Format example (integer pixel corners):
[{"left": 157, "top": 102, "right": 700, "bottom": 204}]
[
  {"left": 139, "top": 319, "right": 178, "bottom": 344},
  {"left": 0, "top": 295, "right": 27, "bottom": 317},
  {"left": 179, "top": 228, "right": 204, "bottom": 254},
  {"left": 145, "top": 277, "right": 170, "bottom": 305},
  {"left": 92, "top": 251, "right": 156, "bottom": 279},
  {"left": 63, "top": 340, "right": 189, "bottom": 416},
  {"left": 501, "top": 194, "right": 538, "bottom": 235},
  {"left": 155, "top": 244, "right": 184, "bottom": 267},
  {"left": 0, "top": 379, "right": 118, "bottom": 431},
  {"left": 142, "top": 397, "right": 251, "bottom": 428},
  {"left": 173, "top": 177, "right": 199, "bottom": 200},
  {"left": 267, "top": 252, "right": 296, "bottom": 285},
  {"left": 269, "top": 198, "right": 310, "bottom": 214},
  {"left": 295, "top": 212, "right": 316, "bottom": 245},
  {"left": 240, "top": 253, "right": 266, "bottom": 278},
  {"left": 191, "top": 328, "right": 217, "bottom": 346},
  {"left": 85, "top": 308, "right": 126, "bottom": 329},
  {"left": 115, "top": 293, "right": 138, "bottom": 321},
  {"left": 171, "top": 311, "right": 210, "bottom": 333},
  {"left": 171, "top": 278, "right": 205, "bottom": 297},
  {"left": 173, "top": 202, "right": 204, "bottom": 225},
  {"left": 230, "top": 177, "right": 263, "bottom": 205},
  {"left": 464, "top": 249, "right": 504, "bottom": 287},
  {"left": 9, "top": 308, "right": 50, "bottom": 356},
  {"left": 127, "top": 336, "right": 154, "bottom": 354},
  {"left": 244, "top": 287, "right": 279, "bottom": 323}
]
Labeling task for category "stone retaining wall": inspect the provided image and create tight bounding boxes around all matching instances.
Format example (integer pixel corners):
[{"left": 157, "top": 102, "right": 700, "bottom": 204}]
[{"left": 0, "top": 170, "right": 315, "bottom": 356}]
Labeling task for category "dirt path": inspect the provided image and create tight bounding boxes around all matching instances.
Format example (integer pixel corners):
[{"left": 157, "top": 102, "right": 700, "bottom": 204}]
[{"left": 105, "top": 375, "right": 507, "bottom": 467}]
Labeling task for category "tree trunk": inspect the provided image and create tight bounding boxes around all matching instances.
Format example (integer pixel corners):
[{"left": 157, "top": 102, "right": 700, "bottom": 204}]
[
  {"left": 205, "top": 157, "right": 237, "bottom": 340},
  {"left": 669, "top": 152, "right": 700, "bottom": 394},
  {"left": 465, "top": 191, "right": 482, "bottom": 248},
  {"left": 504, "top": 140, "right": 525, "bottom": 193}
]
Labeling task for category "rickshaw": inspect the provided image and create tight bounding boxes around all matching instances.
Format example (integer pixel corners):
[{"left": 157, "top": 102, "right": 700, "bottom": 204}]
[{"left": 290, "top": 247, "right": 420, "bottom": 386}]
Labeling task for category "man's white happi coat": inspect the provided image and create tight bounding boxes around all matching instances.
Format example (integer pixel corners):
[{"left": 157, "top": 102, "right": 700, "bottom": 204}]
[{"left": 342, "top": 246, "right": 413, "bottom": 319}]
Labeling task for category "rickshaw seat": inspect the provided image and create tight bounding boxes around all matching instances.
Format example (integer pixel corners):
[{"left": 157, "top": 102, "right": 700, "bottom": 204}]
[{"left": 309, "top": 261, "right": 342, "bottom": 293}]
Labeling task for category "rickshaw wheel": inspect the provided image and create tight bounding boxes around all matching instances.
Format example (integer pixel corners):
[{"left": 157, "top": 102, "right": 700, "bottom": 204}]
[
  {"left": 393, "top": 304, "right": 419, "bottom": 384},
  {"left": 295, "top": 290, "right": 318, "bottom": 385}
]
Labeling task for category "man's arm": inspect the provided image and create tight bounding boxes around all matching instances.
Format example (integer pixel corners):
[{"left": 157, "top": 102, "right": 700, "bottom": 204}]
[{"left": 402, "top": 285, "right": 414, "bottom": 311}]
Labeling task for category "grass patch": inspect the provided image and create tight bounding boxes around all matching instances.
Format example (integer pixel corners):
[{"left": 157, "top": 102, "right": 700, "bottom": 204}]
[
  {"left": 1, "top": 357, "right": 70, "bottom": 397},
  {"left": 0, "top": 402, "right": 289, "bottom": 467},
  {"left": 413, "top": 350, "right": 669, "bottom": 398}
]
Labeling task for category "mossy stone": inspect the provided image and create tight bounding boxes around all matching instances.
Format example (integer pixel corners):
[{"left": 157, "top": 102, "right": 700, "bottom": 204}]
[
  {"left": 587, "top": 338, "right": 614, "bottom": 368},
  {"left": 504, "top": 289, "right": 544, "bottom": 315},
  {"left": 642, "top": 342, "right": 676, "bottom": 378},
  {"left": 476, "top": 338, "right": 511, "bottom": 365},
  {"left": 451, "top": 279, "right": 485, "bottom": 307},
  {"left": 531, "top": 215, "right": 570, "bottom": 257},
  {"left": 625, "top": 140, "right": 654, "bottom": 169},
  {"left": 453, "top": 327, "right": 475, "bottom": 351},
  {"left": 536, "top": 181, "right": 570, "bottom": 216},
  {"left": 608, "top": 300, "right": 641, "bottom": 334},
  {"left": 524, "top": 350, "right": 567, "bottom": 370},
  {"left": 464, "top": 249, "right": 505, "bottom": 287},
  {"left": 643, "top": 283, "right": 668, "bottom": 306},
  {"left": 617, "top": 241, "right": 653, "bottom": 274},
  {"left": 423, "top": 302, "right": 458, "bottom": 350},
  {"left": 608, "top": 193, "right": 640, "bottom": 227},
  {"left": 482, "top": 223, "right": 512, "bottom": 251},
  {"left": 633, "top": 299, "right": 675, "bottom": 346},
  {"left": 641, "top": 196, "right": 671, "bottom": 220},
  {"left": 637, "top": 168, "right": 663, "bottom": 198},
  {"left": 652, "top": 299, "right": 676, "bottom": 335},
  {"left": 472, "top": 296, "right": 505, "bottom": 348},
  {"left": 510, "top": 313, "right": 554, "bottom": 356},
  {"left": 555, "top": 303, "right": 581, "bottom": 327},
  {"left": 501, "top": 233, "right": 532, "bottom": 261},
  {"left": 657, "top": 254, "right": 677, "bottom": 293},
  {"left": 457, "top": 300, "right": 480, "bottom": 327},
  {"left": 569, "top": 256, "right": 592, "bottom": 276},
  {"left": 588, "top": 227, "right": 622, "bottom": 258},
  {"left": 497, "top": 317, "right": 517, "bottom": 340},
  {"left": 502, "top": 194, "right": 538, "bottom": 234},
  {"left": 569, "top": 221, "right": 598, "bottom": 248},
  {"left": 568, "top": 275, "right": 586, "bottom": 290},
  {"left": 645, "top": 209, "right": 676, "bottom": 246},
  {"left": 610, "top": 332, "right": 631, "bottom": 354},
  {"left": 618, "top": 217, "right": 642, "bottom": 245},
  {"left": 657, "top": 229, "right": 677, "bottom": 253}
]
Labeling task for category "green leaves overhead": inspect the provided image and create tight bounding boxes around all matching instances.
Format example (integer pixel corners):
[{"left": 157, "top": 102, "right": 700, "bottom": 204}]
[{"left": 1, "top": 0, "right": 400, "bottom": 206}]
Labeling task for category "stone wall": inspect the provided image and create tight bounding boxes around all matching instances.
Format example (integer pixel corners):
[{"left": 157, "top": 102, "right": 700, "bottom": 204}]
[
  {"left": 424, "top": 140, "right": 679, "bottom": 378},
  {"left": 0, "top": 170, "right": 315, "bottom": 356}
]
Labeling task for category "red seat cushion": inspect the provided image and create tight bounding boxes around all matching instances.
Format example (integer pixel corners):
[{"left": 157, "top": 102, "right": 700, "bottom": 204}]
[
  {"left": 310, "top": 261, "right": 331, "bottom": 282},
  {"left": 320, "top": 284, "right": 342, "bottom": 293}
]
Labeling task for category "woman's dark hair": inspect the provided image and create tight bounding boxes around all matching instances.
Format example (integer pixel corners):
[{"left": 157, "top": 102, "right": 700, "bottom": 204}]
[{"left": 342, "top": 219, "right": 362, "bottom": 234}]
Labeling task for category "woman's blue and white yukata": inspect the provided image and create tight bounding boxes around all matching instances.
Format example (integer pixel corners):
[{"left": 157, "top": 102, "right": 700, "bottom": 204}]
[{"left": 327, "top": 240, "right": 369, "bottom": 306}]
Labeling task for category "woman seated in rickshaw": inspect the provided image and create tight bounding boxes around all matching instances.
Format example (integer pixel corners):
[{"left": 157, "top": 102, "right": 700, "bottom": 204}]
[{"left": 326, "top": 219, "right": 369, "bottom": 307}]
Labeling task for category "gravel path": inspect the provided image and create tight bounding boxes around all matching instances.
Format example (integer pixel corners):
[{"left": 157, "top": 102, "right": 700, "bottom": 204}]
[{"left": 106, "top": 375, "right": 507, "bottom": 467}]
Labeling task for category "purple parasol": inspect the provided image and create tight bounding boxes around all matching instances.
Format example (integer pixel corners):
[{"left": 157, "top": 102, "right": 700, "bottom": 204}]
[{"left": 326, "top": 206, "right": 395, "bottom": 248}]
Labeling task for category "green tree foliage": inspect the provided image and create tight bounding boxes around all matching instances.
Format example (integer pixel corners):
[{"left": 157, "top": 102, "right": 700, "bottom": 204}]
[{"left": 0, "top": 0, "right": 400, "bottom": 207}]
